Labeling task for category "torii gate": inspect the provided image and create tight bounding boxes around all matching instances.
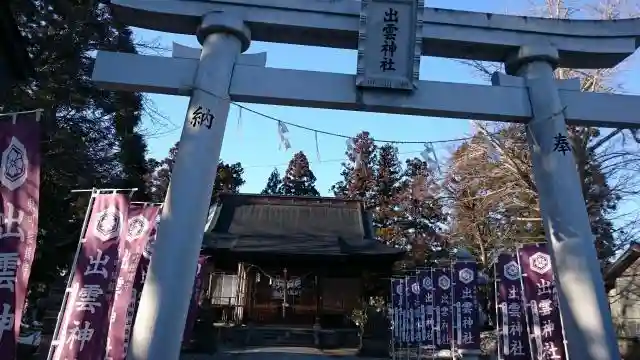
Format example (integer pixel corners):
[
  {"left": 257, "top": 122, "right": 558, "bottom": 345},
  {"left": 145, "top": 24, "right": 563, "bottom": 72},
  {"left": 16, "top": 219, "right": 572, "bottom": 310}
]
[{"left": 91, "top": 1, "right": 640, "bottom": 359}]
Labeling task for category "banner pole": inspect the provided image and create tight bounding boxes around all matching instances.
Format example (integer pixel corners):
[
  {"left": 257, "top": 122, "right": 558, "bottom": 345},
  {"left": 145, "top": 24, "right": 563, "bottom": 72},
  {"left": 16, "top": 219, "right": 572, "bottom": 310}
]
[
  {"left": 515, "top": 245, "right": 536, "bottom": 360},
  {"left": 390, "top": 277, "right": 395, "bottom": 360},
  {"left": 404, "top": 272, "right": 409, "bottom": 360},
  {"left": 47, "top": 187, "right": 138, "bottom": 360},
  {"left": 494, "top": 259, "right": 503, "bottom": 360},
  {"left": 450, "top": 262, "right": 456, "bottom": 360},
  {"left": 429, "top": 267, "right": 434, "bottom": 360},
  {"left": 555, "top": 272, "right": 570, "bottom": 359},
  {"left": 70, "top": 187, "right": 138, "bottom": 194},
  {"left": 415, "top": 268, "right": 420, "bottom": 360},
  {"left": 0, "top": 109, "right": 44, "bottom": 117}
]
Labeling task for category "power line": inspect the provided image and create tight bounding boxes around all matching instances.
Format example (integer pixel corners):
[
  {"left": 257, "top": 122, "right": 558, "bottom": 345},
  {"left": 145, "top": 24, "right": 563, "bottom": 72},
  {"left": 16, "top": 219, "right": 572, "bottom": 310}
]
[
  {"left": 148, "top": 87, "right": 489, "bottom": 169},
  {"left": 189, "top": 85, "right": 482, "bottom": 145},
  {"left": 232, "top": 102, "right": 478, "bottom": 145},
  {"left": 227, "top": 102, "right": 485, "bottom": 170}
]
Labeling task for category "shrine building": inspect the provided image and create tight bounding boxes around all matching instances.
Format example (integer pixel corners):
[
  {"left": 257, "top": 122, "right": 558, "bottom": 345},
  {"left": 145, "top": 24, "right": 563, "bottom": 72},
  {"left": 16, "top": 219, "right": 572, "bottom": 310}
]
[{"left": 198, "top": 193, "right": 404, "bottom": 329}]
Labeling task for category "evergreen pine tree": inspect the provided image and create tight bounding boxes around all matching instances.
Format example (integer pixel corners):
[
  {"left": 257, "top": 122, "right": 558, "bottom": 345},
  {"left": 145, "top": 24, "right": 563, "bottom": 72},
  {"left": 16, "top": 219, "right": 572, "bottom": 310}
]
[
  {"left": 331, "top": 131, "right": 377, "bottom": 209},
  {"left": 397, "top": 158, "right": 446, "bottom": 253},
  {"left": 214, "top": 161, "right": 246, "bottom": 195},
  {"left": 261, "top": 168, "right": 284, "bottom": 195},
  {"left": 109, "top": 25, "right": 152, "bottom": 201},
  {"left": 147, "top": 141, "right": 245, "bottom": 203},
  {"left": 282, "top": 151, "right": 320, "bottom": 196},
  {"left": 372, "top": 144, "right": 403, "bottom": 245},
  {"left": 6, "top": 1, "right": 154, "bottom": 290}
]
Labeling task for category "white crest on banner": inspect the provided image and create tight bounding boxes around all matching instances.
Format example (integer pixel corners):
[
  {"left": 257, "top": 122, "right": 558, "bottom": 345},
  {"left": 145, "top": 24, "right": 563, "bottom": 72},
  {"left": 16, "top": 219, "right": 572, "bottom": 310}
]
[
  {"left": 127, "top": 215, "right": 149, "bottom": 241},
  {"left": 438, "top": 275, "right": 451, "bottom": 290},
  {"left": 459, "top": 267, "right": 474, "bottom": 284},
  {"left": 411, "top": 281, "right": 420, "bottom": 295},
  {"left": 529, "top": 252, "right": 552, "bottom": 274},
  {"left": 504, "top": 261, "right": 521, "bottom": 281},
  {"left": 143, "top": 236, "right": 154, "bottom": 259},
  {"left": 143, "top": 214, "right": 161, "bottom": 259},
  {"left": 422, "top": 276, "right": 433, "bottom": 290},
  {"left": 0, "top": 136, "right": 28, "bottom": 191},
  {"left": 395, "top": 283, "right": 404, "bottom": 295},
  {"left": 94, "top": 206, "right": 123, "bottom": 242}
]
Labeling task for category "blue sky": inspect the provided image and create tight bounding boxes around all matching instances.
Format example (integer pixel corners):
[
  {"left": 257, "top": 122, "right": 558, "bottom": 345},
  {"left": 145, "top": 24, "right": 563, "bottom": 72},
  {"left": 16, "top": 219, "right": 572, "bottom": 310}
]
[{"left": 133, "top": 0, "right": 639, "bottom": 198}]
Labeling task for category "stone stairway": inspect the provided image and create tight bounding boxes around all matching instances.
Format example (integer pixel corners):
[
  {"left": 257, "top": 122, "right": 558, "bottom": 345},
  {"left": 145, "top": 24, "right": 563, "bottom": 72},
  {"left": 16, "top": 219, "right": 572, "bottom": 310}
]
[
  {"left": 241, "top": 327, "right": 317, "bottom": 347},
  {"left": 219, "top": 326, "right": 360, "bottom": 349},
  {"left": 181, "top": 347, "right": 373, "bottom": 360}
]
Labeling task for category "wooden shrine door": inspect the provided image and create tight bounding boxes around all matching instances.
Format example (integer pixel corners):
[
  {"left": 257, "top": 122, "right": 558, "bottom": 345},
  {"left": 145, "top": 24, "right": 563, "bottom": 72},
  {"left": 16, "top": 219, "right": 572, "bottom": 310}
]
[
  {"left": 286, "top": 273, "right": 318, "bottom": 325},
  {"left": 250, "top": 270, "right": 318, "bottom": 326}
]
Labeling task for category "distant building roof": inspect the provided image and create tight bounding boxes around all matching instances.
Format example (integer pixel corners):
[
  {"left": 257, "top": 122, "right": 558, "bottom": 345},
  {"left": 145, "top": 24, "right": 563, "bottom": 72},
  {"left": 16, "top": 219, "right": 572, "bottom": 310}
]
[
  {"left": 202, "top": 193, "right": 404, "bottom": 259},
  {"left": 604, "top": 242, "right": 640, "bottom": 291}
]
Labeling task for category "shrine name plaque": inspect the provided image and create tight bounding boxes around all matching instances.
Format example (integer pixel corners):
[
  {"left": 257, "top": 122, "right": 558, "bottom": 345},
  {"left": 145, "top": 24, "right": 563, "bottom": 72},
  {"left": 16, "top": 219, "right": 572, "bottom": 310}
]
[{"left": 356, "top": 0, "right": 423, "bottom": 91}]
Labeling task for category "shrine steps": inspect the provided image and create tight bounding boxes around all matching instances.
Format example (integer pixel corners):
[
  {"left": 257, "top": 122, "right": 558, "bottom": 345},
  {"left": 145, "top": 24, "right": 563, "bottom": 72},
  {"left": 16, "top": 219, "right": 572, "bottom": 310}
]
[
  {"left": 244, "top": 327, "right": 316, "bottom": 347},
  {"left": 220, "top": 326, "right": 360, "bottom": 349},
  {"left": 181, "top": 346, "right": 381, "bottom": 359}
]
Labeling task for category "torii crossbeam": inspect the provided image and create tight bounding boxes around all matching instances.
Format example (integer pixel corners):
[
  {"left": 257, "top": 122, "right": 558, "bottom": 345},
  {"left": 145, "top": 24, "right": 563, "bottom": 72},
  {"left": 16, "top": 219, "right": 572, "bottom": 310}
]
[
  {"left": 83, "top": 1, "right": 640, "bottom": 360},
  {"left": 94, "top": 49, "right": 640, "bottom": 129}
]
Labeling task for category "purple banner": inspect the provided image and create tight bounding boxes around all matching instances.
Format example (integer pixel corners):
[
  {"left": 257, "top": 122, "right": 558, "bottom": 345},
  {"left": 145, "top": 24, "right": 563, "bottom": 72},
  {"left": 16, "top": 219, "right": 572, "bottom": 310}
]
[
  {"left": 518, "top": 243, "right": 567, "bottom": 360},
  {"left": 53, "top": 194, "right": 129, "bottom": 360},
  {"left": 390, "top": 278, "right": 405, "bottom": 346},
  {"left": 453, "top": 261, "right": 480, "bottom": 350},
  {"left": 125, "top": 209, "right": 160, "bottom": 347},
  {"left": 0, "top": 112, "right": 41, "bottom": 358},
  {"left": 495, "top": 253, "right": 531, "bottom": 360},
  {"left": 433, "top": 267, "right": 452, "bottom": 350},
  {"left": 182, "top": 255, "right": 208, "bottom": 346},
  {"left": 417, "top": 268, "right": 435, "bottom": 350},
  {"left": 105, "top": 204, "right": 161, "bottom": 360}
]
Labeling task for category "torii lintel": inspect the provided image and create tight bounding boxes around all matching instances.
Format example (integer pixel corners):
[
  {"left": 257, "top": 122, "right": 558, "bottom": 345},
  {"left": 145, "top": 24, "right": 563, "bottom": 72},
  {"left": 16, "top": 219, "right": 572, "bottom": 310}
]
[{"left": 110, "top": 0, "right": 640, "bottom": 69}]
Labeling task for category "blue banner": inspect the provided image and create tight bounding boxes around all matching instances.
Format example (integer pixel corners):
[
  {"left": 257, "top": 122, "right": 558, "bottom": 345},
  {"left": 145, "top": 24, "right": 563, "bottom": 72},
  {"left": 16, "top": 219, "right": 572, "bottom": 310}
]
[
  {"left": 418, "top": 268, "right": 435, "bottom": 351},
  {"left": 390, "top": 277, "right": 406, "bottom": 346},
  {"left": 453, "top": 261, "right": 480, "bottom": 350},
  {"left": 433, "top": 267, "right": 453, "bottom": 350}
]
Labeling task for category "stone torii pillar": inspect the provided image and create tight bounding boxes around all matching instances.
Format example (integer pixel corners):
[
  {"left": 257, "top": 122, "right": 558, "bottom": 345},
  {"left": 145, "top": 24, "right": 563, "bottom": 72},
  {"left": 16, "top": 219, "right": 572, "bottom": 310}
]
[
  {"left": 127, "top": 11, "right": 250, "bottom": 360},
  {"left": 501, "top": 45, "right": 620, "bottom": 360}
]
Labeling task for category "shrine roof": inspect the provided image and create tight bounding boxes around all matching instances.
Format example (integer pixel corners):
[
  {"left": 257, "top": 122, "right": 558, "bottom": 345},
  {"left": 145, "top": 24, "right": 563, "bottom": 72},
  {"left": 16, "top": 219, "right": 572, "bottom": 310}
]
[
  {"left": 604, "top": 242, "right": 640, "bottom": 291},
  {"left": 202, "top": 193, "right": 404, "bottom": 257}
]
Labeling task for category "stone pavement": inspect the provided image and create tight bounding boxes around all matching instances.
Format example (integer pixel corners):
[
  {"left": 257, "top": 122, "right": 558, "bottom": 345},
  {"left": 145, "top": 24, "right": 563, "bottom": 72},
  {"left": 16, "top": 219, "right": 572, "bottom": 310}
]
[{"left": 181, "top": 347, "right": 383, "bottom": 360}]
